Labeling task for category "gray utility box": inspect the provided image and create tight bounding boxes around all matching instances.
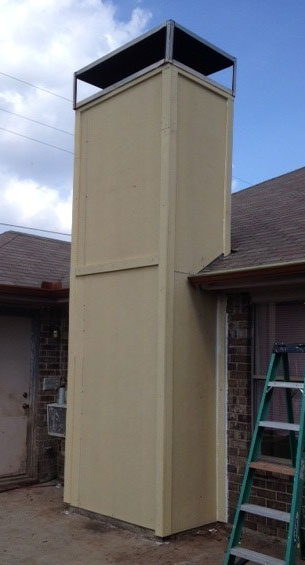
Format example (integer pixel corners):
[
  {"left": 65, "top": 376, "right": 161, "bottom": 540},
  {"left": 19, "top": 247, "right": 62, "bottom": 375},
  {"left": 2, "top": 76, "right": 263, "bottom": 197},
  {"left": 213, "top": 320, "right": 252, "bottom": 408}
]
[{"left": 47, "top": 403, "right": 67, "bottom": 438}]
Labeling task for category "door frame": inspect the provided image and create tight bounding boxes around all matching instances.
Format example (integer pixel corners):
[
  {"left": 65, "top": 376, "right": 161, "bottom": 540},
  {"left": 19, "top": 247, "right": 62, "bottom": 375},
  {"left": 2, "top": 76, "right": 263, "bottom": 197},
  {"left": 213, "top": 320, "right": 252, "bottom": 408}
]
[{"left": 0, "top": 306, "right": 40, "bottom": 483}]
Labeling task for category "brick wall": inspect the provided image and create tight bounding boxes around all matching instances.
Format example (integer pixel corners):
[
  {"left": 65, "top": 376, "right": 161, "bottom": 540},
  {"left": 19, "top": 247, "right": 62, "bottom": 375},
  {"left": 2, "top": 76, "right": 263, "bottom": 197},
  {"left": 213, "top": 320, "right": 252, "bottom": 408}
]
[
  {"left": 227, "top": 294, "right": 295, "bottom": 539},
  {"left": 34, "top": 304, "right": 68, "bottom": 482}
]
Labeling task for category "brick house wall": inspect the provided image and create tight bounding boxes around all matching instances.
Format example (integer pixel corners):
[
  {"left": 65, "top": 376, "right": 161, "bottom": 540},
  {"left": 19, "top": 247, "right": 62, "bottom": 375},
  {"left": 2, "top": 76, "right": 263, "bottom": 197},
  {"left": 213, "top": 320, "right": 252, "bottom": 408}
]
[
  {"left": 227, "top": 293, "right": 295, "bottom": 539},
  {"left": 34, "top": 303, "right": 68, "bottom": 482}
]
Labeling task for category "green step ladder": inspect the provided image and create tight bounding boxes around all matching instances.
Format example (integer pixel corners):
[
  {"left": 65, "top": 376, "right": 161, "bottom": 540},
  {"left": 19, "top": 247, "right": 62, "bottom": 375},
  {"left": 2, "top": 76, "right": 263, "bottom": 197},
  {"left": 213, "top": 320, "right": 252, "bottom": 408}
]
[{"left": 224, "top": 343, "right": 305, "bottom": 565}]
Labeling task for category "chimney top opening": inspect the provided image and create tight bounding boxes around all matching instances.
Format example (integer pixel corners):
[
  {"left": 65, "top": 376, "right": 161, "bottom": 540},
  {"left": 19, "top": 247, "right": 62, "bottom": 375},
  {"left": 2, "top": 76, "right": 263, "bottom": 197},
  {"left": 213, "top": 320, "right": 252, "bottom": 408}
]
[{"left": 73, "top": 20, "right": 236, "bottom": 109}]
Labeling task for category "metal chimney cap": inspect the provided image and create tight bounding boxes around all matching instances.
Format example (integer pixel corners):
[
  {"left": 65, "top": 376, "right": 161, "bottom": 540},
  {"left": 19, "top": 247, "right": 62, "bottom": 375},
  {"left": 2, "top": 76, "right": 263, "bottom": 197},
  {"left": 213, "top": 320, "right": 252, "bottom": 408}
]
[{"left": 74, "top": 20, "right": 236, "bottom": 108}]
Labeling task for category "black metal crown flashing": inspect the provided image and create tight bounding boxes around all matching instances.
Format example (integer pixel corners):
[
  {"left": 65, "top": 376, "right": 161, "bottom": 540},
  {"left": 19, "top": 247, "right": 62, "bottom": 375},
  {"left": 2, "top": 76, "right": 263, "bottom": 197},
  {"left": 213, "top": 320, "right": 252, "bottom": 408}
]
[{"left": 73, "top": 20, "right": 236, "bottom": 109}]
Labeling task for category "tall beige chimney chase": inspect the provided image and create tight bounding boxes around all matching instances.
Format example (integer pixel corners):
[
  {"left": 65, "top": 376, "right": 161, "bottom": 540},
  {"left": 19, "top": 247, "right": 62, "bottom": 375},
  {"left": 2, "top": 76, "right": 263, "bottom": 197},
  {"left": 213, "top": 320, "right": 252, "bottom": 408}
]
[{"left": 65, "top": 21, "right": 235, "bottom": 537}]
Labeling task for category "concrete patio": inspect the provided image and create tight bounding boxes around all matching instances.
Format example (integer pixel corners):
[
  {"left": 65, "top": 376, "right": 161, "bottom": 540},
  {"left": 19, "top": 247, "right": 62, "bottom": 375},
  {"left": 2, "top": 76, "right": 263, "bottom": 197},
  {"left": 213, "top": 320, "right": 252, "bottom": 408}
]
[{"left": 0, "top": 484, "right": 300, "bottom": 564}]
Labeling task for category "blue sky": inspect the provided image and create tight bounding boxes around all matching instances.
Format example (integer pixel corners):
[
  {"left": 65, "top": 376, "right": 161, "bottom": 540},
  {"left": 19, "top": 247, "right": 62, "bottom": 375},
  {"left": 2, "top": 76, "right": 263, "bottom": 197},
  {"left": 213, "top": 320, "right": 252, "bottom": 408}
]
[
  {"left": 141, "top": 0, "right": 305, "bottom": 191},
  {"left": 0, "top": 1, "right": 304, "bottom": 238}
]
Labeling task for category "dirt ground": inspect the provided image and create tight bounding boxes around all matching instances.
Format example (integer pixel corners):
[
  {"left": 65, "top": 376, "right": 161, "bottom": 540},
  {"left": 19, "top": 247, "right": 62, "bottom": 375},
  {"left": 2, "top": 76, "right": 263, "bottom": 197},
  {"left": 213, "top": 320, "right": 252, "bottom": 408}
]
[{"left": 0, "top": 483, "right": 302, "bottom": 564}]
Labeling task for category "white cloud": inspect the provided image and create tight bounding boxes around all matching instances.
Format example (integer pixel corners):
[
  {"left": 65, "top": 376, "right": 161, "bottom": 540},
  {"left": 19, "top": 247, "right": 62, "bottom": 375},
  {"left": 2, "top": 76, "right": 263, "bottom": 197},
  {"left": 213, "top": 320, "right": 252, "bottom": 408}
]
[
  {"left": 231, "top": 178, "right": 240, "bottom": 192},
  {"left": 0, "top": 171, "right": 72, "bottom": 237},
  {"left": 0, "top": 1, "right": 152, "bottom": 238},
  {"left": 231, "top": 177, "right": 251, "bottom": 192}
]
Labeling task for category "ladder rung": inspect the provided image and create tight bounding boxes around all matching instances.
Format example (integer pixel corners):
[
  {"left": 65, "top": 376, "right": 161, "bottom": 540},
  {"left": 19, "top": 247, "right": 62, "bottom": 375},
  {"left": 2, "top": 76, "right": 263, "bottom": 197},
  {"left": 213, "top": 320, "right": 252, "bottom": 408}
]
[
  {"left": 225, "top": 345, "right": 305, "bottom": 564},
  {"left": 268, "top": 381, "right": 304, "bottom": 389},
  {"left": 259, "top": 421, "right": 300, "bottom": 431},
  {"left": 250, "top": 460, "right": 295, "bottom": 476},
  {"left": 231, "top": 546, "right": 285, "bottom": 565},
  {"left": 273, "top": 343, "right": 305, "bottom": 353},
  {"left": 241, "top": 503, "right": 290, "bottom": 523}
]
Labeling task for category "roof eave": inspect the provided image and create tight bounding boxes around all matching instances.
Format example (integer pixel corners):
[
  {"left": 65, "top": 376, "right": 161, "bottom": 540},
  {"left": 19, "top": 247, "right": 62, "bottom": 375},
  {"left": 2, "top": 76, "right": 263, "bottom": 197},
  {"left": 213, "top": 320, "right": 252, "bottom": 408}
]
[
  {"left": 189, "top": 259, "right": 305, "bottom": 290},
  {"left": 0, "top": 284, "right": 69, "bottom": 301}
]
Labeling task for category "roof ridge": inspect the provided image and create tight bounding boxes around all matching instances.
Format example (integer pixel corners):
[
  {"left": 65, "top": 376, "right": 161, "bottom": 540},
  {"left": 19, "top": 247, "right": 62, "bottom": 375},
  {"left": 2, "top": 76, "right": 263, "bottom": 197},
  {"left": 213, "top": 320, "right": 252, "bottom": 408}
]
[
  {"left": 0, "top": 230, "right": 70, "bottom": 245},
  {"left": 0, "top": 232, "right": 19, "bottom": 250}
]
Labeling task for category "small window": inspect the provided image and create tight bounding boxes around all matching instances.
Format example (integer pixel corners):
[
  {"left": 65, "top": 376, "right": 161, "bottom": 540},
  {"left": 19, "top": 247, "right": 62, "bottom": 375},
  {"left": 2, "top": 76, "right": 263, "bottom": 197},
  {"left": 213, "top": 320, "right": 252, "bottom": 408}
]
[{"left": 254, "top": 302, "right": 305, "bottom": 459}]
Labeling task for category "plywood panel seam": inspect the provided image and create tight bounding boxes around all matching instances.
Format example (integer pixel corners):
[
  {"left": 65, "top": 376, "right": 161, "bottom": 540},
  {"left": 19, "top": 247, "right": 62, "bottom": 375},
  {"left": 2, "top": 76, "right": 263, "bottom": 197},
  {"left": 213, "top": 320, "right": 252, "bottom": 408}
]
[{"left": 76, "top": 256, "right": 159, "bottom": 276}]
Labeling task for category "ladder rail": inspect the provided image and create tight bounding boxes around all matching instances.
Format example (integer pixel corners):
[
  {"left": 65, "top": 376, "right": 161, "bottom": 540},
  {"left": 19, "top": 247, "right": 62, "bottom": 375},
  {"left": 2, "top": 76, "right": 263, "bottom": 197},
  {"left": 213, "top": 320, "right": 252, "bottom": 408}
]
[
  {"left": 224, "top": 346, "right": 305, "bottom": 565},
  {"left": 224, "top": 352, "right": 282, "bottom": 564},
  {"left": 285, "top": 365, "right": 305, "bottom": 564},
  {"left": 283, "top": 353, "right": 297, "bottom": 467}
]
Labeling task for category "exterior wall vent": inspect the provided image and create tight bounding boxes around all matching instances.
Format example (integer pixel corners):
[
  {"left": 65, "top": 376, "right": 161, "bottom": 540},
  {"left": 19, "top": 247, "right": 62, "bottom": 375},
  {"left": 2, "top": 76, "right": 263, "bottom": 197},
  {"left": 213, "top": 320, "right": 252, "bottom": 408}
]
[
  {"left": 47, "top": 403, "right": 66, "bottom": 438},
  {"left": 73, "top": 20, "right": 236, "bottom": 108}
]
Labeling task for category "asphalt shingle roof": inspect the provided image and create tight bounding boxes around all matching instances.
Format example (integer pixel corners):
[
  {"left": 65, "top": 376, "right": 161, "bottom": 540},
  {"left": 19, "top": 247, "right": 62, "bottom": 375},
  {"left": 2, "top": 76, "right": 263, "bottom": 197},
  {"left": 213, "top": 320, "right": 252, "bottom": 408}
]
[
  {"left": 2, "top": 167, "right": 305, "bottom": 287},
  {"left": 0, "top": 231, "right": 70, "bottom": 288},
  {"left": 201, "top": 166, "right": 305, "bottom": 274}
]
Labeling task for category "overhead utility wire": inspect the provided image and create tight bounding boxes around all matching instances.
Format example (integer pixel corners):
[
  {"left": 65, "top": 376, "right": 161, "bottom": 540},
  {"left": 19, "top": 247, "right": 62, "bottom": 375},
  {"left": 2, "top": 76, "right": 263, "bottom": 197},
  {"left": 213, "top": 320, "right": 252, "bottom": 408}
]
[
  {"left": 0, "top": 107, "right": 73, "bottom": 136},
  {"left": 0, "top": 128, "right": 252, "bottom": 184},
  {"left": 0, "top": 222, "right": 71, "bottom": 237},
  {"left": 0, "top": 71, "right": 72, "bottom": 103},
  {"left": 232, "top": 176, "right": 252, "bottom": 187},
  {"left": 0, "top": 126, "right": 74, "bottom": 155}
]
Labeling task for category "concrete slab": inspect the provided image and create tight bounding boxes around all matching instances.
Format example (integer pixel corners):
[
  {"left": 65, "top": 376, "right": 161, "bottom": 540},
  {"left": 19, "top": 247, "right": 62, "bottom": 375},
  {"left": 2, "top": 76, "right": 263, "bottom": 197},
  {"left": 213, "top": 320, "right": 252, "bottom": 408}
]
[{"left": 0, "top": 484, "right": 302, "bottom": 564}]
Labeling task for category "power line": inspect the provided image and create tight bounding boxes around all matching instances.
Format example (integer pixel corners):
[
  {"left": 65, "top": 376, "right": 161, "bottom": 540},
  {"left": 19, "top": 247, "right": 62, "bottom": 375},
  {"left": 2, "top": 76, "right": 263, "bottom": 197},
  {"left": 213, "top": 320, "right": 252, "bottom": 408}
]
[
  {"left": 232, "top": 176, "right": 252, "bottom": 187},
  {"left": 0, "top": 71, "right": 72, "bottom": 103},
  {"left": 0, "top": 107, "right": 73, "bottom": 136},
  {"left": 0, "top": 121, "right": 253, "bottom": 183},
  {"left": 0, "top": 126, "right": 74, "bottom": 155},
  {"left": 0, "top": 221, "right": 71, "bottom": 237}
]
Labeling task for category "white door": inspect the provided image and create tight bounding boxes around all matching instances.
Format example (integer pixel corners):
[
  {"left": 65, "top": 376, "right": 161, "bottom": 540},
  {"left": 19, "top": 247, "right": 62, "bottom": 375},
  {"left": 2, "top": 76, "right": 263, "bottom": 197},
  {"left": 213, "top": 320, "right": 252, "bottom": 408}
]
[{"left": 0, "top": 315, "right": 32, "bottom": 477}]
